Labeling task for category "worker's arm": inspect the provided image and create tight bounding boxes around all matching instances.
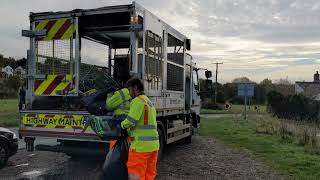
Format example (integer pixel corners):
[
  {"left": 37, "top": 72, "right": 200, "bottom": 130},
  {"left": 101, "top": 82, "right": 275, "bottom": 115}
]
[
  {"left": 121, "top": 98, "right": 143, "bottom": 129},
  {"left": 106, "top": 88, "right": 130, "bottom": 110},
  {"left": 106, "top": 91, "right": 122, "bottom": 110}
]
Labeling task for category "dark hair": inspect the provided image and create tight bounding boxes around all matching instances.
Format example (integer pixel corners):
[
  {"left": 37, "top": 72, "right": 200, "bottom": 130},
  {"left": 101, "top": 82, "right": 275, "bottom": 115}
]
[{"left": 125, "top": 78, "right": 144, "bottom": 92}]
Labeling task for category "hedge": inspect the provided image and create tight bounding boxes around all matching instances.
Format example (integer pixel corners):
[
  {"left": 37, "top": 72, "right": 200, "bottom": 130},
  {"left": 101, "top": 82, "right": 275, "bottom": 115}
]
[{"left": 267, "top": 91, "right": 320, "bottom": 122}]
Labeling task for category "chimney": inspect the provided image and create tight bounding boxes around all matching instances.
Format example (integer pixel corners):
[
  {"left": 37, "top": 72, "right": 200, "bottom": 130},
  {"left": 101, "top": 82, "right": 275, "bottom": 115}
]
[{"left": 314, "top": 71, "right": 319, "bottom": 82}]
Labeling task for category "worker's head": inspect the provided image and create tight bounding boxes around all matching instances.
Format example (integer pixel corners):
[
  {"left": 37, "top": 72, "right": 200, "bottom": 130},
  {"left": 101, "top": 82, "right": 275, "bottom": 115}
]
[{"left": 125, "top": 78, "right": 144, "bottom": 98}]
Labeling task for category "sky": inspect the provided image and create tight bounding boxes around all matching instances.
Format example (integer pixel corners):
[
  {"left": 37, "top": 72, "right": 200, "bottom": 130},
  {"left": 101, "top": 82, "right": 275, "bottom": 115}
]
[{"left": 0, "top": 0, "right": 320, "bottom": 83}]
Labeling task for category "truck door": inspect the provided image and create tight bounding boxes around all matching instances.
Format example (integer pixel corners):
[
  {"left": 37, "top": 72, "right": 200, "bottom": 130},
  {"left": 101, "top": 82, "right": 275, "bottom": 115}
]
[{"left": 31, "top": 17, "right": 78, "bottom": 97}]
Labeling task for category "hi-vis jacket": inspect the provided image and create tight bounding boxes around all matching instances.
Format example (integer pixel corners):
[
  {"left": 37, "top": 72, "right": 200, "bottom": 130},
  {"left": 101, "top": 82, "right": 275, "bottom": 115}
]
[
  {"left": 106, "top": 88, "right": 131, "bottom": 117},
  {"left": 121, "top": 95, "right": 159, "bottom": 152}
]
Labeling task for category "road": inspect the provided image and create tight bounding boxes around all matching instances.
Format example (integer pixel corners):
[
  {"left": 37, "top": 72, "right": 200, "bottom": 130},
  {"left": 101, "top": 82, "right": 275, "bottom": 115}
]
[{"left": 0, "top": 116, "right": 279, "bottom": 180}]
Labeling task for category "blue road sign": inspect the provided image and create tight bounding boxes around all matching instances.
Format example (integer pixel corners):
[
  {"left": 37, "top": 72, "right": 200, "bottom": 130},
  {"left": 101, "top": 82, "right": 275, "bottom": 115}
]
[{"left": 237, "top": 83, "right": 254, "bottom": 97}]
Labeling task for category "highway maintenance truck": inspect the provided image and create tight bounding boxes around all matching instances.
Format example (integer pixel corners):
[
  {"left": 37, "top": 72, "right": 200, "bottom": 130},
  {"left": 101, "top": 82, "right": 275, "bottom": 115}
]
[{"left": 19, "top": 2, "right": 211, "bottom": 155}]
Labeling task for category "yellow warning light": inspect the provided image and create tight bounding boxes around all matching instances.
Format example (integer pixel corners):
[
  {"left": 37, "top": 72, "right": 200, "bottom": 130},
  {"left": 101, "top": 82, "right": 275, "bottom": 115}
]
[{"left": 130, "top": 16, "right": 139, "bottom": 24}]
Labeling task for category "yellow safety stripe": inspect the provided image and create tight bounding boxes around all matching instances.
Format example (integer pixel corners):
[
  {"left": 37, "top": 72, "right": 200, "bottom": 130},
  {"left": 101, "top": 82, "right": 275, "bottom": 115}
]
[
  {"left": 61, "top": 24, "right": 76, "bottom": 40},
  {"left": 35, "top": 20, "right": 49, "bottom": 30},
  {"left": 44, "top": 19, "right": 66, "bottom": 41},
  {"left": 35, "top": 75, "right": 57, "bottom": 95},
  {"left": 50, "top": 74, "right": 72, "bottom": 95}
]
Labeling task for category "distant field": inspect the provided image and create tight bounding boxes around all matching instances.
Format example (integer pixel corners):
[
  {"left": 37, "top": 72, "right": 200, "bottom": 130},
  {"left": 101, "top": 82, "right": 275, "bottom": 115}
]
[
  {"left": 0, "top": 99, "right": 18, "bottom": 127},
  {"left": 201, "top": 104, "right": 266, "bottom": 114},
  {"left": 200, "top": 116, "right": 320, "bottom": 179}
]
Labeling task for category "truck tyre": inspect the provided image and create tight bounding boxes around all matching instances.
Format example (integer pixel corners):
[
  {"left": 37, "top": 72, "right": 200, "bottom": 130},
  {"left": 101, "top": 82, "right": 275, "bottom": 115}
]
[
  {"left": 157, "top": 128, "right": 164, "bottom": 160},
  {"left": 184, "top": 135, "right": 192, "bottom": 144},
  {"left": 184, "top": 127, "right": 193, "bottom": 144},
  {"left": 0, "top": 142, "right": 9, "bottom": 168}
]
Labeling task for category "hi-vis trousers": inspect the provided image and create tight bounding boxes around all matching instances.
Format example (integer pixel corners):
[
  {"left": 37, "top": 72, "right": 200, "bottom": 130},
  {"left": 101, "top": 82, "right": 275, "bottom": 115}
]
[{"left": 127, "top": 149, "right": 158, "bottom": 180}]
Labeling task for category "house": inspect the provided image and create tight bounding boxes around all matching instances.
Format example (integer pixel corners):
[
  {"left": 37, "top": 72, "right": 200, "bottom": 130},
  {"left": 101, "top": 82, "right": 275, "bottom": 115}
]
[
  {"left": 1, "top": 65, "right": 14, "bottom": 77},
  {"left": 295, "top": 71, "right": 320, "bottom": 100},
  {"left": 14, "top": 66, "right": 26, "bottom": 77}
]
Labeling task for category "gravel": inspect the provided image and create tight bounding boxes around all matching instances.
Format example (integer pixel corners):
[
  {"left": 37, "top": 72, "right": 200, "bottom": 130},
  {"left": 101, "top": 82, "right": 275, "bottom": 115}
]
[{"left": 0, "top": 136, "right": 281, "bottom": 180}]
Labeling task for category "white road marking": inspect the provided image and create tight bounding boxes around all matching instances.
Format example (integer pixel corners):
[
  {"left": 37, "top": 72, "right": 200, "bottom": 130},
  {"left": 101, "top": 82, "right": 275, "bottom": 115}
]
[
  {"left": 21, "top": 170, "right": 42, "bottom": 176},
  {"left": 15, "top": 163, "right": 29, "bottom": 167}
]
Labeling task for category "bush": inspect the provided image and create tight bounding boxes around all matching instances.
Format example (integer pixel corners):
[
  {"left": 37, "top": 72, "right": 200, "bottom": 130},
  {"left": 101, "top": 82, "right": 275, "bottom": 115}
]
[
  {"left": 267, "top": 91, "right": 320, "bottom": 122},
  {"left": 201, "top": 98, "right": 224, "bottom": 110},
  {"left": 0, "top": 76, "right": 21, "bottom": 98}
]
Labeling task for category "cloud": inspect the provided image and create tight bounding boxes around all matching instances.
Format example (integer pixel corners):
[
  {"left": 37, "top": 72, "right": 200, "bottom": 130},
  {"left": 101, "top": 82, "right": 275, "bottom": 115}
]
[{"left": 0, "top": 0, "right": 319, "bottom": 83}]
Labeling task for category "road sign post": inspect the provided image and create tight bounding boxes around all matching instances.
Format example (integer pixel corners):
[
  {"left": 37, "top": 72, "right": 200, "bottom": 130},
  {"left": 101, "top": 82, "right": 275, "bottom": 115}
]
[{"left": 237, "top": 83, "right": 255, "bottom": 120}]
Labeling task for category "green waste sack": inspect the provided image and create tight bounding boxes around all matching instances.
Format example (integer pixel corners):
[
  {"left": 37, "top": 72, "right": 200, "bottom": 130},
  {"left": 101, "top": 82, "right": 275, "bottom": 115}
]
[{"left": 100, "top": 136, "right": 129, "bottom": 180}]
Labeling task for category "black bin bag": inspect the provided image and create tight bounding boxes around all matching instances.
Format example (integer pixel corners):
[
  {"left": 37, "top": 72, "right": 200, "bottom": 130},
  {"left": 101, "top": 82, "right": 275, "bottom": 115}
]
[{"left": 100, "top": 136, "right": 129, "bottom": 180}]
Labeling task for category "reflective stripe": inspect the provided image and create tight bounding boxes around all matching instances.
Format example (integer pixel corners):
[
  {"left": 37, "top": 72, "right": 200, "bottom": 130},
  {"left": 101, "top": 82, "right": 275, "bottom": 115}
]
[
  {"left": 120, "top": 104, "right": 127, "bottom": 110},
  {"left": 128, "top": 174, "right": 140, "bottom": 179},
  {"left": 131, "top": 136, "right": 159, "bottom": 141},
  {"left": 147, "top": 100, "right": 153, "bottom": 107},
  {"left": 127, "top": 116, "right": 137, "bottom": 123},
  {"left": 114, "top": 114, "right": 127, "bottom": 120},
  {"left": 139, "top": 125, "right": 156, "bottom": 129},
  {"left": 119, "top": 90, "right": 126, "bottom": 103},
  {"left": 119, "top": 90, "right": 128, "bottom": 111}
]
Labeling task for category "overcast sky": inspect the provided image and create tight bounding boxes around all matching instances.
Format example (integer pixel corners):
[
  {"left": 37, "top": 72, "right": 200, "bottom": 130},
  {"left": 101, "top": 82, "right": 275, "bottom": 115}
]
[{"left": 1, "top": 0, "right": 320, "bottom": 83}]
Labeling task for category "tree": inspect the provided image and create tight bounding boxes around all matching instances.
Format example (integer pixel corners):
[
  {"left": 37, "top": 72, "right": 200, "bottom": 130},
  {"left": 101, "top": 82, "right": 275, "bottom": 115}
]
[
  {"left": 277, "top": 77, "right": 292, "bottom": 85},
  {"left": 260, "top": 78, "right": 272, "bottom": 86},
  {"left": 232, "top": 77, "right": 252, "bottom": 83}
]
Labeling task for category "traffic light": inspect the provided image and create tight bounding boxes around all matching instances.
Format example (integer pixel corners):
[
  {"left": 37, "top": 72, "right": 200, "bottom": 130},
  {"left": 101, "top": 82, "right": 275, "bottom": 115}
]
[{"left": 205, "top": 70, "right": 212, "bottom": 79}]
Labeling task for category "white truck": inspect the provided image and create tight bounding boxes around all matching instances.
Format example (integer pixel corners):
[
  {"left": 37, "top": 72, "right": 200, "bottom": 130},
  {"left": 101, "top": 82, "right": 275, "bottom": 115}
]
[{"left": 20, "top": 2, "right": 211, "bottom": 155}]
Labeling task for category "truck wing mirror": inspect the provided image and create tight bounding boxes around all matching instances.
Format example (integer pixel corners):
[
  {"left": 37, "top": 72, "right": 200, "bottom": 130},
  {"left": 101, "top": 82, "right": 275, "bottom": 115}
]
[{"left": 186, "top": 39, "right": 191, "bottom": 50}]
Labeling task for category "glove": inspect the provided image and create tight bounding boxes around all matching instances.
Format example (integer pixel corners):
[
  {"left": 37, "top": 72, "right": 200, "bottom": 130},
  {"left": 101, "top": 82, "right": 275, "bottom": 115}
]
[
  {"left": 116, "top": 124, "right": 127, "bottom": 137},
  {"left": 89, "top": 115, "right": 106, "bottom": 138}
]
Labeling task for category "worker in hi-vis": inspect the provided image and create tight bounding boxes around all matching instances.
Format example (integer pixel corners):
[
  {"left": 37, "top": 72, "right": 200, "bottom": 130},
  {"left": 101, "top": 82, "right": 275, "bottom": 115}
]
[
  {"left": 106, "top": 88, "right": 131, "bottom": 149},
  {"left": 121, "top": 78, "right": 160, "bottom": 180}
]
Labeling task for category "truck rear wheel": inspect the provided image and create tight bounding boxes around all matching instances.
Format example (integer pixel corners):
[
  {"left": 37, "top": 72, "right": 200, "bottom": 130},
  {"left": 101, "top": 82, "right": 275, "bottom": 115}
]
[{"left": 184, "top": 135, "right": 192, "bottom": 144}]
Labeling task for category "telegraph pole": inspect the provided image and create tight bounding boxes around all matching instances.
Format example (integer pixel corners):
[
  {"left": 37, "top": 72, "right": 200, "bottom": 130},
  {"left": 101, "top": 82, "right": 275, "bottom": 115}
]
[{"left": 212, "top": 62, "right": 223, "bottom": 104}]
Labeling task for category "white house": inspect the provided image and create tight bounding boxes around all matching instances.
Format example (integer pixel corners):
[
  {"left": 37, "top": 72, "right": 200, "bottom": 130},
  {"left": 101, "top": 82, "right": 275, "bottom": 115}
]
[
  {"left": 1, "top": 65, "right": 14, "bottom": 77},
  {"left": 295, "top": 71, "right": 320, "bottom": 100}
]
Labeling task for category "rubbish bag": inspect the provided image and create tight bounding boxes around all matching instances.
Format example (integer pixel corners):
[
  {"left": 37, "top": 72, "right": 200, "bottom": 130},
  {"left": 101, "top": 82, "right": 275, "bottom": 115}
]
[{"left": 100, "top": 136, "right": 129, "bottom": 180}]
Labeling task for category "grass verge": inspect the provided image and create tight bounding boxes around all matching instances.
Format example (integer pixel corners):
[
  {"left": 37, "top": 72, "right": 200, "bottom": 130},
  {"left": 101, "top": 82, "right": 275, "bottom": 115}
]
[
  {"left": 201, "top": 104, "right": 266, "bottom": 114},
  {"left": 0, "top": 99, "right": 18, "bottom": 127},
  {"left": 200, "top": 117, "right": 320, "bottom": 180}
]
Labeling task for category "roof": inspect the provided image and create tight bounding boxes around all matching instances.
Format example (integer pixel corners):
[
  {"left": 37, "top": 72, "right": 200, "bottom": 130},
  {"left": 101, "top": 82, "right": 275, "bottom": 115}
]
[
  {"left": 295, "top": 82, "right": 320, "bottom": 98},
  {"left": 29, "top": 2, "right": 189, "bottom": 44},
  {"left": 295, "top": 81, "right": 320, "bottom": 84}
]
